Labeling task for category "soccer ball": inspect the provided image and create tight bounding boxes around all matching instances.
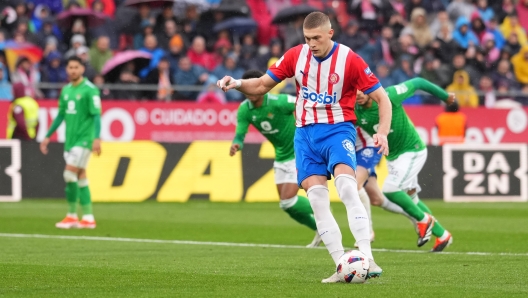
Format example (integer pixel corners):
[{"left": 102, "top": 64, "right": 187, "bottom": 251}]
[{"left": 336, "top": 250, "right": 369, "bottom": 283}]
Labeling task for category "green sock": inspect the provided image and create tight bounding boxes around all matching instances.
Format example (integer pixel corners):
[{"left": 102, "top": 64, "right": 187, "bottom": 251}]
[
  {"left": 282, "top": 196, "right": 317, "bottom": 231},
  {"left": 65, "top": 182, "right": 79, "bottom": 214},
  {"left": 417, "top": 200, "right": 432, "bottom": 214},
  {"left": 79, "top": 186, "right": 93, "bottom": 215},
  {"left": 384, "top": 191, "right": 426, "bottom": 221}
]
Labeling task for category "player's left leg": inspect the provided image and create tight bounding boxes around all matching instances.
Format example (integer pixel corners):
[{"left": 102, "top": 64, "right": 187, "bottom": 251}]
[{"left": 76, "top": 148, "right": 95, "bottom": 229}]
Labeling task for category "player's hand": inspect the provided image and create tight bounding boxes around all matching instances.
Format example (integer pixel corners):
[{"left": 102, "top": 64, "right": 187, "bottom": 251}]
[
  {"left": 40, "top": 138, "right": 50, "bottom": 155},
  {"left": 217, "top": 76, "right": 239, "bottom": 92},
  {"left": 447, "top": 93, "right": 456, "bottom": 105},
  {"left": 229, "top": 144, "right": 240, "bottom": 156},
  {"left": 373, "top": 133, "right": 389, "bottom": 156},
  {"left": 92, "top": 139, "right": 101, "bottom": 156}
]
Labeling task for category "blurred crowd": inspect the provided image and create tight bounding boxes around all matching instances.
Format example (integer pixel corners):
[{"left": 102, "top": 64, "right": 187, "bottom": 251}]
[{"left": 0, "top": 0, "right": 528, "bottom": 107}]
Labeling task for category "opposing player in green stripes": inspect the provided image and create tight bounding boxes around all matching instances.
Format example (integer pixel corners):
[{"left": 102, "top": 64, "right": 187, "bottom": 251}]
[
  {"left": 355, "top": 78, "right": 455, "bottom": 252},
  {"left": 40, "top": 56, "right": 102, "bottom": 229},
  {"left": 230, "top": 70, "right": 321, "bottom": 248}
]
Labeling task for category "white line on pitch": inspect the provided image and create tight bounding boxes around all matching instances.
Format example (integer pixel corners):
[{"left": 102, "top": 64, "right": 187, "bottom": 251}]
[{"left": 0, "top": 233, "right": 527, "bottom": 257}]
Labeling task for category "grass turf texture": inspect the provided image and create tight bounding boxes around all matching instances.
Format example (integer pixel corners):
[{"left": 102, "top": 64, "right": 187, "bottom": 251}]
[{"left": 1, "top": 200, "right": 527, "bottom": 297}]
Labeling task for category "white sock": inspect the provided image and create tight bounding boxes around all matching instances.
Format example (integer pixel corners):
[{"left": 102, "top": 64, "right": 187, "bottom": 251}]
[
  {"left": 279, "top": 196, "right": 298, "bottom": 210},
  {"left": 334, "top": 175, "right": 373, "bottom": 260},
  {"left": 307, "top": 185, "right": 344, "bottom": 265},
  {"left": 418, "top": 213, "right": 430, "bottom": 224},
  {"left": 409, "top": 192, "right": 419, "bottom": 204},
  {"left": 358, "top": 187, "right": 373, "bottom": 231},
  {"left": 67, "top": 213, "right": 78, "bottom": 218},
  {"left": 438, "top": 230, "right": 450, "bottom": 241},
  {"left": 82, "top": 214, "right": 95, "bottom": 221}
]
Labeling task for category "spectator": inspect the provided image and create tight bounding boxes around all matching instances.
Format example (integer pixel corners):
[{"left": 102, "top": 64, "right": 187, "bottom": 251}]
[
  {"left": 134, "top": 20, "right": 154, "bottom": 50},
  {"left": 349, "top": 0, "right": 391, "bottom": 35},
  {"left": 338, "top": 20, "right": 369, "bottom": 52},
  {"left": 447, "top": 0, "right": 475, "bottom": 23},
  {"left": 392, "top": 55, "right": 416, "bottom": 84},
  {"left": 11, "top": 56, "right": 42, "bottom": 99},
  {"left": 325, "top": 8, "right": 342, "bottom": 39},
  {"left": 453, "top": 16, "right": 479, "bottom": 50},
  {"left": 482, "top": 32, "right": 500, "bottom": 68},
  {"left": 446, "top": 70, "right": 479, "bottom": 107},
  {"left": 474, "top": 0, "right": 494, "bottom": 22},
  {"left": 405, "top": 0, "right": 441, "bottom": 19},
  {"left": 487, "top": 17, "right": 506, "bottom": 50},
  {"left": 387, "top": 11, "right": 406, "bottom": 37},
  {"left": 87, "top": 0, "right": 115, "bottom": 18},
  {"left": 65, "top": 17, "right": 90, "bottom": 50},
  {"left": 505, "top": 32, "right": 522, "bottom": 56},
  {"left": 282, "top": 16, "right": 304, "bottom": 50},
  {"left": 131, "top": 4, "right": 153, "bottom": 35},
  {"left": 173, "top": 56, "right": 209, "bottom": 99},
  {"left": 167, "top": 34, "right": 185, "bottom": 74},
  {"left": 30, "top": 0, "right": 63, "bottom": 15},
  {"left": 511, "top": 45, "right": 528, "bottom": 85},
  {"left": 89, "top": 36, "right": 113, "bottom": 73},
  {"left": 431, "top": 23, "right": 458, "bottom": 64},
  {"left": 93, "top": 74, "right": 113, "bottom": 100},
  {"left": 90, "top": 0, "right": 118, "bottom": 49},
  {"left": 450, "top": 53, "right": 479, "bottom": 87},
  {"left": 139, "top": 34, "right": 166, "bottom": 78},
  {"left": 157, "top": 19, "right": 178, "bottom": 51},
  {"left": 30, "top": 4, "right": 61, "bottom": 41},
  {"left": 238, "top": 45, "right": 259, "bottom": 72},
  {"left": 430, "top": 10, "right": 453, "bottom": 37},
  {"left": 65, "top": 34, "right": 86, "bottom": 59},
  {"left": 374, "top": 26, "right": 398, "bottom": 67},
  {"left": 143, "top": 57, "right": 174, "bottom": 101},
  {"left": 394, "top": 34, "right": 419, "bottom": 61},
  {"left": 479, "top": 75, "right": 496, "bottom": 107},
  {"left": 0, "top": 63, "right": 13, "bottom": 101},
  {"left": 420, "top": 55, "right": 450, "bottom": 88},
  {"left": 187, "top": 36, "right": 217, "bottom": 71},
  {"left": 39, "top": 18, "right": 64, "bottom": 51},
  {"left": 196, "top": 78, "right": 227, "bottom": 104},
  {"left": 466, "top": 46, "right": 487, "bottom": 77},
  {"left": 401, "top": 8, "right": 433, "bottom": 49},
  {"left": 500, "top": 14, "right": 528, "bottom": 47},
  {"left": 497, "top": 0, "right": 516, "bottom": 23},
  {"left": 115, "top": 70, "right": 140, "bottom": 100},
  {"left": 40, "top": 51, "right": 66, "bottom": 98},
  {"left": 491, "top": 59, "right": 518, "bottom": 89},
  {"left": 15, "top": 19, "right": 41, "bottom": 45},
  {"left": 257, "top": 39, "right": 282, "bottom": 72},
  {"left": 375, "top": 62, "right": 395, "bottom": 87},
  {"left": 155, "top": 4, "right": 178, "bottom": 32},
  {"left": 470, "top": 12, "right": 487, "bottom": 44},
  {"left": 518, "top": 0, "right": 528, "bottom": 33},
  {"left": 75, "top": 46, "right": 97, "bottom": 80},
  {"left": 390, "top": 0, "right": 406, "bottom": 18},
  {"left": 212, "top": 53, "right": 244, "bottom": 102}
]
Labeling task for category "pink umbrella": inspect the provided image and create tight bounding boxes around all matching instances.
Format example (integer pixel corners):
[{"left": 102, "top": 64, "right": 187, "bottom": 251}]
[
  {"left": 101, "top": 50, "right": 152, "bottom": 82},
  {"left": 56, "top": 8, "right": 107, "bottom": 28}
]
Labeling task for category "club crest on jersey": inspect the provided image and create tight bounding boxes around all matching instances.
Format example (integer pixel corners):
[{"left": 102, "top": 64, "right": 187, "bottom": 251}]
[
  {"left": 342, "top": 139, "right": 355, "bottom": 154},
  {"left": 361, "top": 148, "right": 374, "bottom": 158},
  {"left": 267, "top": 113, "right": 274, "bottom": 119},
  {"left": 76, "top": 94, "right": 81, "bottom": 100},
  {"left": 328, "top": 73, "right": 340, "bottom": 84},
  {"left": 361, "top": 118, "right": 367, "bottom": 124},
  {"left": 301, "top": 86, "right": 337, "bottom": 104},
  {"left": 364, "top": 67, "right": 372, "bottom": 76}
]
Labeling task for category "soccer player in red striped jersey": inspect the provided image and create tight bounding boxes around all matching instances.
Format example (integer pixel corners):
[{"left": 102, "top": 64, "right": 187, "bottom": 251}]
[{"left": 217, "top": 12, "right": 392, "bottom": 283}]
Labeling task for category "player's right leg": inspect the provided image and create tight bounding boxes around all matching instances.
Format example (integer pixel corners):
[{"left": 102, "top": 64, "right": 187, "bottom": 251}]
[
  {"left": 295, "top": 126, "right": 344, "bottom": 282},
  {"left": 56, "top": 150, "right": 81, "bottom": 229},
  {"left": 274, "top": 159, "right": 320, "bottom": 247},
  {"left": 382, "top": 150, "right": 434, "bottom": 247}
]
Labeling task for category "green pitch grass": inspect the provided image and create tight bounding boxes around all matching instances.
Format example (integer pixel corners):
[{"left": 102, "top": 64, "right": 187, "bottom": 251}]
[{"left": 1, "top": 200, "right": 527, "bottom": 297}]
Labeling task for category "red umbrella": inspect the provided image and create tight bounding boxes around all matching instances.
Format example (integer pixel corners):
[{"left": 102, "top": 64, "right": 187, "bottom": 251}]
[
  {"left": 124, "top": 0, "right": 176, "bottom": 8},
  {"left": 56, "top": 8, "right": 107, "bottom": 28}
]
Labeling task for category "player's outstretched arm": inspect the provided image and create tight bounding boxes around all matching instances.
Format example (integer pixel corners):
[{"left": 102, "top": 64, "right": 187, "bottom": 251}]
[
  {"left": 369, "top": 87, "right": 392, "bottom": 156},
  {"left": 404, "top": 78, "right": 456, "bottom": 105},
  {"left": 217, "top": 74, "right": 278, "bottom": 96}
]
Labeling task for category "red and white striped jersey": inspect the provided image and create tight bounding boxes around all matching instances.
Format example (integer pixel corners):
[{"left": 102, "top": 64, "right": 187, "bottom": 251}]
[
  {"left": 267, "top": 42, "right": 381, "bottom": 127},
  {"left": 355, "top": 126, "right": 375, "bottom": 151}
]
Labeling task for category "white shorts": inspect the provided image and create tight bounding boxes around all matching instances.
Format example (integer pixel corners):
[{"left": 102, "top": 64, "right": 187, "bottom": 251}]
[
  {"left": 274, "top": 159, "right": 297, "bottom": 185},
  {"left": 63, "top": 146, "right": 91, "bottom": 169},
  {"left": 383, "top": 149, "right": 427, "bottom": 193}
]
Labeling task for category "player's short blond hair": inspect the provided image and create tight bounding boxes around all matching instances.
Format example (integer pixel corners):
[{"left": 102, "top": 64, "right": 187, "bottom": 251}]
[{"left": 303, "top": 12, "right": 330, "bottom": 30}]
